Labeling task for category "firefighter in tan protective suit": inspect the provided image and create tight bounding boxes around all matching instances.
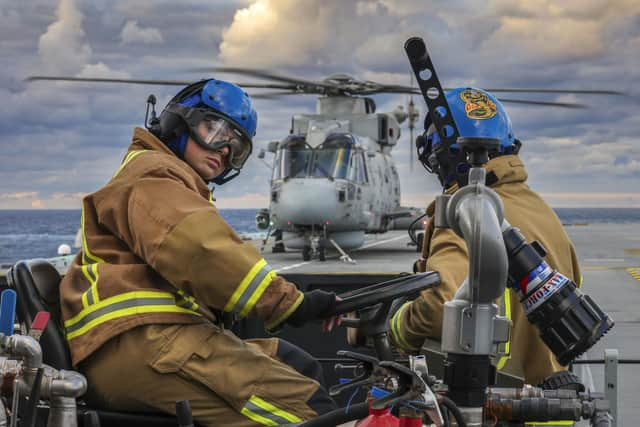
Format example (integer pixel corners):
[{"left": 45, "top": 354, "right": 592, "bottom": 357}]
[
  {"left": 389, "top": 87, "right": 581, "bottom": 387},
  {"left": 59, "top": 79, "right": 339, "bottom": 426}
]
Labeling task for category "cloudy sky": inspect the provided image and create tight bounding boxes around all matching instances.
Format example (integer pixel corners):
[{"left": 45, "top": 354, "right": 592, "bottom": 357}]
[{"left": 1, "top": 0, "right": 638, "bottom": 209}]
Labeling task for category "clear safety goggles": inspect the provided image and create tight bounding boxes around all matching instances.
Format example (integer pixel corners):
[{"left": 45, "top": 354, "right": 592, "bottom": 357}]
[{"left": 194, "top": 117, "right": 252, "bottom": 169}]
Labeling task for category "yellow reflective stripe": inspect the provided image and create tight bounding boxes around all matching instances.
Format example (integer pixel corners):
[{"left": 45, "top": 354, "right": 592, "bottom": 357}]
[
  {"left": 240, "top": 408, "right": 277, "bottom": 426},
  {"left": 80, "top": 204, "right": 105, "bottom": 265},
  {"left": 91, "top": 263, "right": 100, "bottom": 303},
  {"left": 391, "top": 302, "right": 419, "bottom": 352},
  {"left": 225, "top": 259, "right": 267, "bottom": 312},
  {"left": 265, "top": 292, "right": 304, "bottom": 331},
  {"left": 81, "top": 291, "right": 89, "bottom": 309},
  {"left": 175, "top": 289, "right": 200, "bottom": 311},
  {"left": 240, "top": 270, "right": 276, "bottom": 317},
  {"left": 65, "top": 290, "right": 191, "bottom": 328},
  {"left": 496, "top": 289, "right": 512, "bottom": 370},
  {"left": 66, "top": 304, "right": 199, "bottom": 341},
  {"left": 112, "top": 150, "right": 146, "bottom": 178},
  {"left": 209, "top": 192, "right": 214, "bottom": 204},
  {"left": 224, "top": 259, "right": 275, "bottom": 317},
  {"left": 80, "top": 263, "right": 99, "bottom": 308},
  {"left": 525, "top": 422, "right": 574, "bottom": 426},
  {"left": 242, "top": 395, "right": 303, "bottom": 425}
]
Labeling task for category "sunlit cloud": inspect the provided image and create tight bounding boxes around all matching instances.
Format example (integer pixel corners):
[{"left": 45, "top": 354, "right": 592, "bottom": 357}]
[{"left": 120, "top": 20, "right": 164, "bottom": 45}]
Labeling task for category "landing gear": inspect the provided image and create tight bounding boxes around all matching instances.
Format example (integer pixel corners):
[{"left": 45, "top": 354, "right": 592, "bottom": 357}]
[
  {"left": 271, "top": 229, "right": 285, "bottom": 253},
  {"left": 302, "top": 246, "right": 311, "bottom": 261},
  {"left": 318, "top": 246, "right": 326, "bottom": 262}
]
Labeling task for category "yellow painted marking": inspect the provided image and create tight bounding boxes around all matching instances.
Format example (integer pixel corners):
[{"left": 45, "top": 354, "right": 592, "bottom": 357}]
[
  {"left": 583, "top": 265, "right": 633, "bottom": 271},
  {"left": 627, "top": 267, "right": 640, "bottom": 282}
]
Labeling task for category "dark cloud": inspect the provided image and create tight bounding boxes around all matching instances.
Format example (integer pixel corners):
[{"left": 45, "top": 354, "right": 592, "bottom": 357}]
[{"left": 1, "top": 0, "right": 638, "bottom": 208}]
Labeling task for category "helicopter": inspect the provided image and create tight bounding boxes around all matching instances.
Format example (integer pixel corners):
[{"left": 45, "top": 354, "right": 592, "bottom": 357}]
[
  {"left": 26, "top": 70, "right": 620, "bottom": 262},
  {"left": 195, "top": 68, "right": 621, "bottom": 262}
]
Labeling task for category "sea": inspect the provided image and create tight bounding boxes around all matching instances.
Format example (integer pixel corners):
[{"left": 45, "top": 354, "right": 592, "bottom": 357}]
[{"left": 0, "top": 208, "right": 639, "bottom": 265}]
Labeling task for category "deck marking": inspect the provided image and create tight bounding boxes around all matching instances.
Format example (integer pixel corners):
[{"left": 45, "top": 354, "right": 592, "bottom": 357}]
[
  {"left": 627, "top": 267, "right": 640, "bottom": 283},
  {"left": 357, "top": 234, "right": 409, "bottom": 251},
  {"left": 271, "top": 234, "right": 409, "bottom": 271},
  {"left": 583, "top": 258, "right": 625, "bottom": 263},
  {"left": 275, "top": 261, "right": 312, "bottom": 273}
]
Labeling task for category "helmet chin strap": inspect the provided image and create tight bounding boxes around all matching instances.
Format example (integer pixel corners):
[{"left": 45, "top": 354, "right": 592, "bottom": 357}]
[{"left": 211, "top": 168, "right": 240, "bottom": 185}]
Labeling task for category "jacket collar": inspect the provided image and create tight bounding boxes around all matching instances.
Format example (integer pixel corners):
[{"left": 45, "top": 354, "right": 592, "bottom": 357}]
[
  {"left": 485, "top": 154, "right": 528, "bottom": 185},
  {"left": 427, "top": 155, "right": 528, "bottom": 215},
  {"left": 128, "top": 128, "right": 212, "bottom": 196},
  {"left": 130, "top": 127, "right": 177, "bottom": 155}
]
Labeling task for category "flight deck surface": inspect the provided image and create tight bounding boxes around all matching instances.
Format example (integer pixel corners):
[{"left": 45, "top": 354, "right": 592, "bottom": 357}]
[{"left": 263, "top": 224, "right": 640, "bottom": 424}]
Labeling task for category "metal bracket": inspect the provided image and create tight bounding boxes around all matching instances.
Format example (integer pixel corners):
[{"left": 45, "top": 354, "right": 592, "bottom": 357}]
[{"left": 604, "top": 348, "right": 619, "bottom": 427}]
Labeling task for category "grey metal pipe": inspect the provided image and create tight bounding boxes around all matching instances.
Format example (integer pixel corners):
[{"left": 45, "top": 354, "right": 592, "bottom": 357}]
[
  {"left": 446, "top": 174, "right": 508, "bottom": 304},
  {"left": 47, "top": 396, "right": 78, "bottom": 427},
  {"left": 47, "top": 370, "right": 87, "bottom": 398},
  {"left": 0, "top": 334, "right": 42, "bottom": 371},
  {"left": 0, "top": 334, "right": 43, "bottom": 404},
  {"left": 440, "top": 167, "right": 511, "bottom": 356},
  {"left": 0, "top": 397, "right": 7, "bottom": 427},
  {"left": 39, "top": 369, "right": 87, "bottom": 427}
]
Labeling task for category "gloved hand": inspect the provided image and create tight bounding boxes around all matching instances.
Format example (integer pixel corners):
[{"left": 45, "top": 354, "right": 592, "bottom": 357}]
[{"left": 286, "top": 290, "right": 337, "bottom": 327}]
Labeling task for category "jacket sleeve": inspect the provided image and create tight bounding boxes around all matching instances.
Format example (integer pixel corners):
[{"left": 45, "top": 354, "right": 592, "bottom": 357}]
[
  {"left": 390, "top": 226, "right": 469, "bottom": 352},
  {"left": 570, "top": 243, "right": 582, "bottom": 287},
  {"left": 100, "top": 172, "right": 303, "bottom": 328}
]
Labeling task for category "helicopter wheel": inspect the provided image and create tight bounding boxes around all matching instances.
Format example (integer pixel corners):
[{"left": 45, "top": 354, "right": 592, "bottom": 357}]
[
  {"left": 318, "top": 246, "right": 326, "bottom": 262},
  {"left": 302, "top": 246, "right": 311, "bottom": 261}
]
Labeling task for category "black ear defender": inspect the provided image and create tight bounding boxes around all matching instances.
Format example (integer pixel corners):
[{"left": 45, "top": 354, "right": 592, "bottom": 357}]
[{"left": 145, "top": 94, "right": 161, "bottom": 136}]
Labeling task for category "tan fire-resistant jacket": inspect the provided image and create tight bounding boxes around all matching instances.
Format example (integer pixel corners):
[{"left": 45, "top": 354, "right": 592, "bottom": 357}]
[
  {"left": 60, "top": 128, "right": 303, "bottom": 366},
  {"left": 391, "top": 155, "right": 582, "bottom": 385}
]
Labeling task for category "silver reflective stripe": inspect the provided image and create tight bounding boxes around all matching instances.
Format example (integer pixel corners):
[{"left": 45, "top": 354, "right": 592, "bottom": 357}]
[
  {"left": 65, "top": 297, "right": 176, "bottom": 335},
  {"left": 86, "top": 288, "right": 95, "bottom": 305},
  {"left": 243, "top": 401, "right": 294, "bottom": 426},
  {"left": 85, "top": 266, "right": 98, "bottom": 305},
  {"left": 234, "top": 264, "right": 272, "bottom": 313}
]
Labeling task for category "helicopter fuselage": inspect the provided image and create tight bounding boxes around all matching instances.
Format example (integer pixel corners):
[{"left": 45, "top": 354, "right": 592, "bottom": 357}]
[{"left": 265, "top": 96, "right": 410, "bottom": 255}]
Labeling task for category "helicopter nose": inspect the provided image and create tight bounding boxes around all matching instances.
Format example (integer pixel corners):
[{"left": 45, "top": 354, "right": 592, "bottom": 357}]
[{"left": 272, "top": 180, "right": 342, "bottom": 225}]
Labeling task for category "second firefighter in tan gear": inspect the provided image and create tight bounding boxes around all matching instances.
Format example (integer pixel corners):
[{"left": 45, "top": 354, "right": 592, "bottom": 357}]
[{"left": 390, "top": 155, "right": 581, "bottom": 385}]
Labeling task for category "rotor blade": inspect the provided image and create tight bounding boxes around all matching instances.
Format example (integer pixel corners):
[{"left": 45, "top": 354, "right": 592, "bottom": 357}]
[
  {"left": 194, "top": 67, "right": 339, "bottom": 90},
  {"left": 231, "top": 83, "right": 300, "bottom": 90},
  {"left": 364, "top": 85, "right": 623, "bottom": 97},
  {"left": 496, "top": 98, "right": 587, "bottom": 109},
  {"left": 249, "top": 91, "right": 315, "bottom": 99},
  {"left": 26, "top": 76, "right": 195, "bottom": 86},
  {"left": 26, "top": 75, "right": 301, "bottom": 91},
  {"left": 464, "top": 88, "right": 625, "bottom": 96}
]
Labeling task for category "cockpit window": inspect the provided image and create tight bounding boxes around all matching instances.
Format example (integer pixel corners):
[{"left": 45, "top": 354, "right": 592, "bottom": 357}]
[
  {"left": 275, "top": 134, "right": 364, "bottom": 181},
  {"left": 312, "top": 146, "right": 351, "bottom": 179},
  {"left": 273, "top": 136, "right": 312, "bottom": 180},
  {"left": 311, "top": 134, "right": 354, "bottom": 179}
]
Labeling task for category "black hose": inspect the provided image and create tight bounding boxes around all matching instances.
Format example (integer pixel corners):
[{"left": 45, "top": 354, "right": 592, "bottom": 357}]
[
  {"left": 439, "top": 395, "right": 467, "bottom": 427},
  {"left": 297, "top": 402, "right": 369, "bottom": 427},
  {"left": 407, "top": 212, "right": 428, "bottom": 245}
]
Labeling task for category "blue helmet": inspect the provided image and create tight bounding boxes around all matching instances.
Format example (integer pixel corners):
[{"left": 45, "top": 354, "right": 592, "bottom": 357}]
[
  {"left": 153, "top": 79, "right": 258, "bottom": 184},
  {"left": 421, "top": 87, "right": 520, "bottom": 188}
]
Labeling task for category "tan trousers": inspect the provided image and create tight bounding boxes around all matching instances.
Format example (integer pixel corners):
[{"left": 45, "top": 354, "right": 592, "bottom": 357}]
[{"left": 80, "top": 323, "right": 325, "bottom": 426}]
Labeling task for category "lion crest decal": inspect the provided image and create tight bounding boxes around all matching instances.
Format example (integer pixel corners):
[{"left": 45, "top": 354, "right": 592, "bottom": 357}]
[{"left": 460, "top": 89, "right": 497, "bottom": 120}]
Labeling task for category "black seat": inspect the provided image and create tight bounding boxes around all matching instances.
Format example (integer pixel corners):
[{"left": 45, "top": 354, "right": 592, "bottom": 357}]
[
  {"left": 7, "top": 260, "right": 72, "bottom": 369},
  {"left": 6, "top": 259, "right": 187, "bottom": 427}
]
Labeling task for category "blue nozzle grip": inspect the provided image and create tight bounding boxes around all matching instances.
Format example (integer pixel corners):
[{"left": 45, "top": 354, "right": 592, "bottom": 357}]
[{"left": 0, "top": 289, "right": 17, "bottom": 336}]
